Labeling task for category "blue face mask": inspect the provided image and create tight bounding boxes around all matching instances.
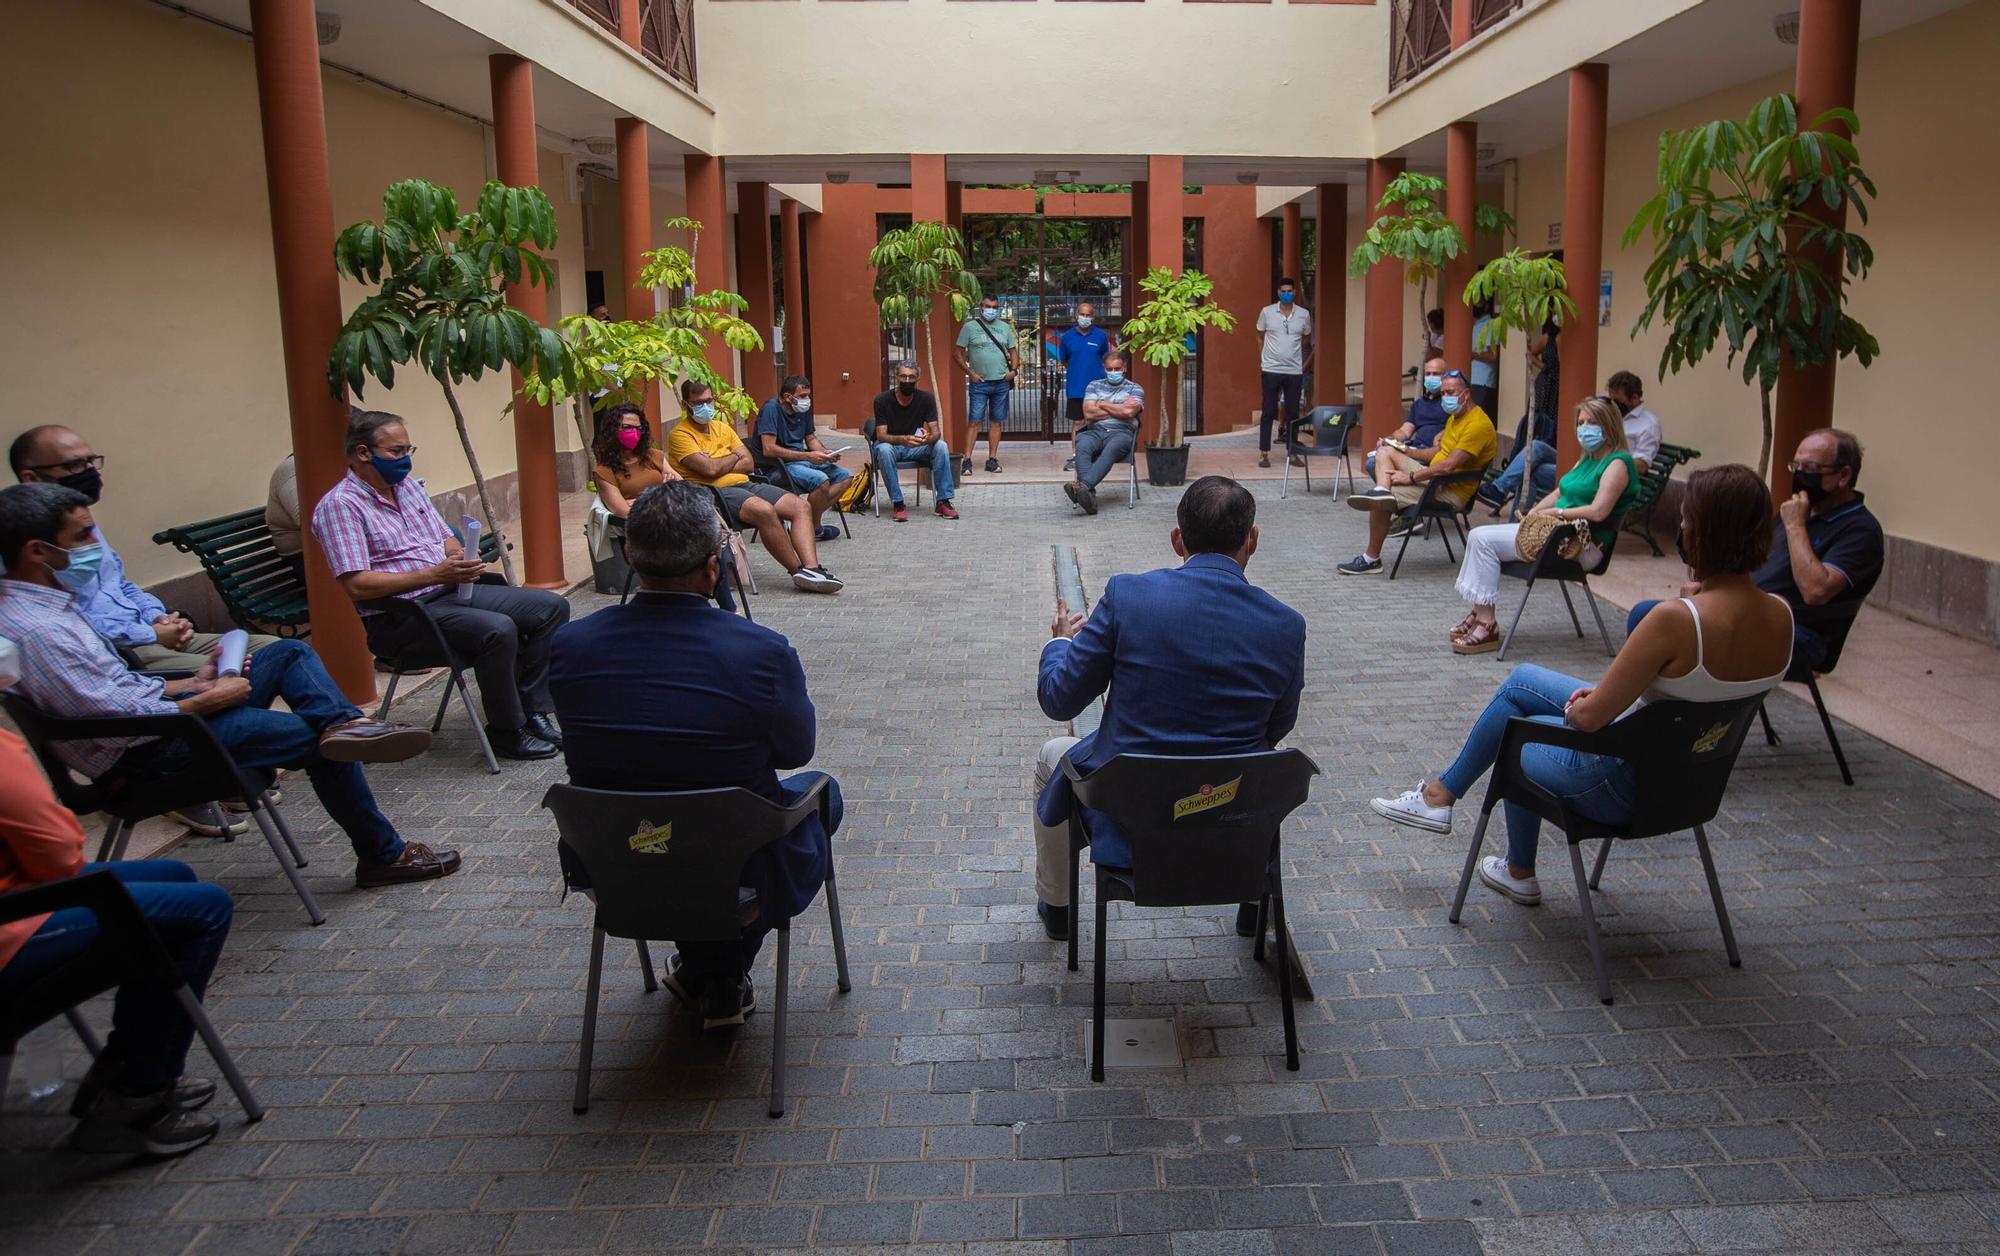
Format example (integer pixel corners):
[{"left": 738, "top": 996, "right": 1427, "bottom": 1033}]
[
  {"left": 981, "top": 307, "right": 998, "bottom": 321},
  {"left": 1422, "top": 374, "right": 1442, "bottom": 394},
  {"left": 791, "top": 396, "right": 811, "bottom": 415},
  {"left": 1278, "top": 292, "right": 1294, "bottom": 305},
  {"left": 1104, "top": 371, "right": 1124, "bottom": 385},
  {"left": 369, "top": 451, "right": 413, "bottom": 486},
  {"left": 690, "top": 402, "right": 716, "bottom": 422},
  {"left": 1440, "top": 394, "right": 1463, "bottom": 415},
  {"left": 1577, "top": 423, "right": 1606, "bottom": 453},
  {"left": 51, "top": 542, "right": 105, "bottom": 594}
]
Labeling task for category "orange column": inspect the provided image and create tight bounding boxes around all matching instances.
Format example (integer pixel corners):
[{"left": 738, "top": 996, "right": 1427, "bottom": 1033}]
[
  {"left": 1444, "top": 120, "right": 1477, "bottom": 371},
  {"left": 1281, "top": 202, "right": 1302, "bottom": 288},
  {"left": 1555, "top": 63, "right": 1608, "bottom": 469},
  {"left": 1315, "top": 182, "right": 1347, "bottom": 402},
  {"left": 943, "top": 179, "right": 968, "bottom": 443},
  {"left": 489, "top": 55, "right": 565, "bottom": 590},
  {"left": 617, "top": 0, "right": 640, "bottom": 45},
  {"left": 910, "top": 155, "right": 958, "bottom": 451},
  {"left": 248, "top": 0, "right": 373, "bottom": 701},
  {"left": 1130, "top": 178, "right": 1150, "bottom": 286},
  {"left": 1451, "top": 0, "right": 1473, "bottom": 48},
  {"left": 736, "top": 181, "right": 776, "bottom": 400},
  {"left": 683, "top": 155, "right": 732, "bottom": 395},
  {"left": 615, "top": 116, "right": 657, "bottom": 434},
  {"left": 1145, "top": 157, "right": 1184, "bottom": 441},
  {"left": 1772, "top": 0, "right": 1860, "bottom": 505},
  {"left": 1362, "top": 157, "right": 1406, "bottom": 444},
  {"left": 780, "top": 199, "right": 807, "bottom": 381}
]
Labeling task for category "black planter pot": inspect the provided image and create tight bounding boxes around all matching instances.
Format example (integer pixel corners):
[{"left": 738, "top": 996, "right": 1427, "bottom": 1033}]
[{"left": 1144, "top": 443, "right": 1190, "bottom": 487}]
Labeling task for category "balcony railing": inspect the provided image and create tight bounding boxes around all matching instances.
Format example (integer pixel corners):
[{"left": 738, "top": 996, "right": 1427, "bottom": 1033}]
[
  {"left": 1471, "top": 0, "right": 1523, "bottom": 36},
  {"left": 562, "top": 0, "right": 697, "bottom": 91},
  {"left": 1389, "top": 0, "right": 1452, "bottom": 90}
]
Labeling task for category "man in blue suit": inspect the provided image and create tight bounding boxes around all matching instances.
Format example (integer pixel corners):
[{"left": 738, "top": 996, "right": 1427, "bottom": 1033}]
[
  {"left": 1033, "top": 476, "right": 1306, "bottom": 940},
  {"left": 548, "top": 482, "right": 840, "bottom": 1030}
]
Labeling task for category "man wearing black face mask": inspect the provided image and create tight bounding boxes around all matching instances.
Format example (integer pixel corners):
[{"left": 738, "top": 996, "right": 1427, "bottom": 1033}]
[
  {"left": 867, "top": 362, "right": 958, "bottom": 522},
  {"left": 9, "top": 425, "right": 278, "bottom": 676}
]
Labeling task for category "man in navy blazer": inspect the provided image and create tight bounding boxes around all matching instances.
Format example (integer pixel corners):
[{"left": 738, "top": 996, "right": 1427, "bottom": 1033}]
[
  {"left": 548, "top": 481, "right": 840, "bottom": 1030},
  {"left": 1033, "top": 476, "right": 1306, "bottom": 940}
]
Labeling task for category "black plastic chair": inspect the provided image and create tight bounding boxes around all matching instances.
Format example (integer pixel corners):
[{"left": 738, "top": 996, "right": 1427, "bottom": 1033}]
[
  {"left": 1280, "top": 406, "right": 1360, "bottom": 499},
  {"left": 541, "top": 780, "right": 852, "bottom": 1118},
  {"left": 861, "top": 418, "right": 926, "bottom": 514},
  {"left": 611, "top": 519, "right": 751, "bottom": 622},
  {"left": 361, "top": 573, "right": 509, "bottom": 775},
  {"left": 1, "top": 694, "right": 323, "bottom": 925},
  {"left": 1496, "top": 514, "right": 1628, "bottom": 661},
  {"left": 1386, "top": 470, "right": 1484, "bottom": 579},
  {"left": 1447, "top": 696, "right": 1767, "bottom": 1004},
  {"left": 0, "top": 871, "right": 263, "bottom": 1122},
  {"left": 1757, "top": 598, "right": 1861, "bottom": 787},
  {"left": 1060, "top": 749, "right": 1320, "bottom": 1081},
  {"left": 755, "top": 448, "right": 853, "bottom": 540}
]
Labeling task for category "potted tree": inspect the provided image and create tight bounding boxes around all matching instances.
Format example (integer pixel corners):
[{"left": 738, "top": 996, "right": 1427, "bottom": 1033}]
[
  {"left": 1119, "top": 266, "right": 1235, "bottom": 486},
  {"left": 1624, "top": 93, "right": 1879, "bottom": 477},
  {"left": 329, "top": 178, "right": 577, "bottom": 585},
  {"left": 1463, "top": 250, "right": 1577, "bottom": 511},
  {"left": 867, "top": 221, "right": 982, "bottom": 385},
  {"left": 1347, "top": 171, "right": 1513, "bottom": 354}
]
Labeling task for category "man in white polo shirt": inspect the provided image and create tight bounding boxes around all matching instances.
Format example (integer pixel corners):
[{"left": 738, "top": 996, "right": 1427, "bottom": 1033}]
[{"left": 1254, "top": 278, "right": 1313, "bottom": 469}]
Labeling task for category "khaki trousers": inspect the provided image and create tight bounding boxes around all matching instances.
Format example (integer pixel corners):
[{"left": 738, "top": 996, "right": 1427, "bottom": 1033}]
[{"left": 1034, "top": 735, "right": 1081, "bottom": 906}]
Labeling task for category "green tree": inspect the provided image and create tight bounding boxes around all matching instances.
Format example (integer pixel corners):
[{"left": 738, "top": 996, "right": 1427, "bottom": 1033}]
[
  {"left": 868, "top": 221, "right": 982, "bottom": 388},
  {"left": 1117, "top": 267, "right": 1236, "bottom": 449},
  {"left": 1348, "top": 172, "right": 1514, "bottom": 354},
  {"left": 329, "top": 178, "right": 577, "bottom": 585},
  {"left": 1463, "top": 249, "right": 1578, "bottom": 509},
  {"left": 1623, "top": 93, "right": 1879, "bottom": 477}
]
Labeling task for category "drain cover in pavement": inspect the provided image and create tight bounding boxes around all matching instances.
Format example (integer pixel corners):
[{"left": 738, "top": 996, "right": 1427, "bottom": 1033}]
[{"left": 1089, "top": 1018, "right": 1180, "bottom": 1069}]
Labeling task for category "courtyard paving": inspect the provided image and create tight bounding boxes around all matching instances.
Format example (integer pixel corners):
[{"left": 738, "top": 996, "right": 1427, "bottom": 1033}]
[{"left": 5, "top": 479, "right": 1999, "bottom": 1255}]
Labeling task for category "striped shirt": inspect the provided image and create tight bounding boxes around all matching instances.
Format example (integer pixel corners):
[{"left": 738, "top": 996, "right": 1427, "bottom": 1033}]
[
  {"left": 0, "top": 579, "right": 179, "bottom": 777},
  {"left": 1081, "top": 377, "right": 1146, "bottom": 430},
  {"left": 311, "top": 469, "right": 452, "bottom": 609}
]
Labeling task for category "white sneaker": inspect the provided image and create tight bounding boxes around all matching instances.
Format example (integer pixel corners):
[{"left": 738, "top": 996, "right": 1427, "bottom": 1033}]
[
  {"left": 790, "top": 567, "right": 842, "bottom": 594},
  {"left": 1346, "top": 486, "right": 1395, "bottom": 511},
  {"left": 1478, "top": 855, "right": 1542, "bottom": 905},
  {"left": 1369, "top": 784, "right": 1452, "bottom": 833}
]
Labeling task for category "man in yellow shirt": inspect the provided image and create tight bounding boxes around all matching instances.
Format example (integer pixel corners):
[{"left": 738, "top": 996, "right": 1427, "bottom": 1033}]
[
  {"left": 1338, "top": 371, "right": 1496, "bottom": 575},
  {"left": 666, "top": 381, "right": 842, "bottom": 593}
]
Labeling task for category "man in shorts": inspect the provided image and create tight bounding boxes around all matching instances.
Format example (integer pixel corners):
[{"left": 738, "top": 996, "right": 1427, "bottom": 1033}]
[
  {"left": 666, "top": 380, "right": 843, "bottom": 594},
  {"left": 753, "top": 374, "right": 853, "bottom": 543}
]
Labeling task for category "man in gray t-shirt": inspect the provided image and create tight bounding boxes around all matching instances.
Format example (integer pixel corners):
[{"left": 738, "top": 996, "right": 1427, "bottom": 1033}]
[{"left": 1254, "top": 278, "right": 1313, "bottom": 467}]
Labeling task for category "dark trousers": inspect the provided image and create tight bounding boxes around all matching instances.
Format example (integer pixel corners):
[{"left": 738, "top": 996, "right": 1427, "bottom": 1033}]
[
  {"left": 367, "top": 584, "right": 570, "bottom": 731},
  {"left": 1258, "top": 372, "right": 1303, "bottom": 451},
  {"left": 1472, "top": 383, "right": 1498, "bottom": 419},
  {"left": 0, "top": 861, "right": 232, "bottom": 1090},
  {"left": 114, "top": 639, "right": 404, "bottom": 865}
]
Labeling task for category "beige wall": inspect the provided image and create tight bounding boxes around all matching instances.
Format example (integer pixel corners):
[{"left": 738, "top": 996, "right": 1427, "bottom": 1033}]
[
  {"left": 1499, "top": 0, "right": 1997, "bottom": 563},
  {"left": 3, "top": 0, "right": 588, "bottom": 587}
]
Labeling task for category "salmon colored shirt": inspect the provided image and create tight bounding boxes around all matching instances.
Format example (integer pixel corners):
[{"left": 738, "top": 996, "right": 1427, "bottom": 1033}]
[{"left": 0, "top": 730, "right": 88, "bottom": 971}]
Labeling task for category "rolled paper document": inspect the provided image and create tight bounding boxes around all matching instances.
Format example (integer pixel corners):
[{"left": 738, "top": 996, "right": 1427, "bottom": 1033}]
[
  {"left": 214, "top": 629, "right": 250, "bottom": 678},
  {"left": 457, "top": 517, "right": 482, "bottom": 603}
]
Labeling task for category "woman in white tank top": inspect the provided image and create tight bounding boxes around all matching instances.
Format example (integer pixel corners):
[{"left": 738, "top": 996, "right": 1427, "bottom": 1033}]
[{"left": 1368, "top": 465, "right": 1795, "bottom": 908}]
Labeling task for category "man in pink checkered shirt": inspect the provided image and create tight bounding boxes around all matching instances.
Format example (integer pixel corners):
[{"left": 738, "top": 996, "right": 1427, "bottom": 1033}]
[{"left": 312, "top": 411, "right": 569, "bottom": 762}]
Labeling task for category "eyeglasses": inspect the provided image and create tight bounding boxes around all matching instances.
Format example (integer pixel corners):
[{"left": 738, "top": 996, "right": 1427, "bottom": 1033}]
[
  {"left": 372, "top": 443, "right": 417, "bottom": 459},
  {"left": 1441, "top": 370, "right": 1467, "bottom": 380},
  {"left": 1786, "top": 460, "right": 1841, "bottom": 475},
  {"left": 27, "top": 454, "right": 106, "bottom": 475}
]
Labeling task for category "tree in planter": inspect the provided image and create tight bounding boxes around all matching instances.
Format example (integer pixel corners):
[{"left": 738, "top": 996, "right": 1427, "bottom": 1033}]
[
  {"left": 1623, "top": 92, "right": 1879, "bottom": 478},
  {"left": 1118, "top": 266, "right": 1236, "bottom": 456},
  {"left": 1347, "top": 172, "right": 1514, "bottom": 355},
  {"left": 1463, "top": 250, "right": 1577, "bottom": 512},
  {"left": 868, "top": 221, "right": 982, "bottom": 386},
  {"left": 329, "top": 178, "right": 576, "bottom": 585},
  {"left": 520, "top": 216, "right": 764, "bottom": 429}
]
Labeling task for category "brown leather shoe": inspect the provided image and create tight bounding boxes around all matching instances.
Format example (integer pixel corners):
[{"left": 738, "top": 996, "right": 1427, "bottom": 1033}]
[
  {"left": 355, "top": 841, "right": 462, "bottom": 888},
  {"left": 319, "top": 718, "right": 433, "bottom": 764}
]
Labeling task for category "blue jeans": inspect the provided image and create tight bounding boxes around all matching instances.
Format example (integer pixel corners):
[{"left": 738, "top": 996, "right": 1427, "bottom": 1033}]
[
  {"left": 0, "top": 861, "right": 232, "bottom": 1089},
  {"left": 1628, "top": 599, "right": 1821, "bottom": 672},
  {"left": 1490, "top": 441, "right": 1558, "bottom": 501},
  {"left": 114, "top": 640, "right": 405, "bottom": 865},
  {"left": 967, "top": 379, "right": 1011, "bottom": 427},
  {"left": 1437, "top": 664, "right": 1638, "bottom": 873},
  {"left": 778, "top": 461, "right": 852, "bottom": 494},
  {"left": 873, "top": 440, "right": 955, "bottom": 504},
  {"left": 1075, "top": 422, "right": 1135, "bottom": 490}
]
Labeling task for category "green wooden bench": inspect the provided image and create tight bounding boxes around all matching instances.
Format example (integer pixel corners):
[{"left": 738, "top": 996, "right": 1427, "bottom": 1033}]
[
  {"left": 1620, "top": 442, "right": 1701, "bottom": 557},
  {"left": 153, "top": 507, "right": 503, "bottom": 638}
]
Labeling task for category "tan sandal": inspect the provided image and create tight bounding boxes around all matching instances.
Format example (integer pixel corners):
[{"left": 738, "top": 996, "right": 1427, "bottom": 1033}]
[
  {"left": 1451, "top": 619, "right": 1501, "bottom": 654},
  {"left": 1448, "top": 612, "right": 1480, "bottom": 641}
]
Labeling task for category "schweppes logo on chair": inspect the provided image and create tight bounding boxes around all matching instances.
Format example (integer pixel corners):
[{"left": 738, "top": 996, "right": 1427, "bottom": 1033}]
[
  {"left": 1172, "top": 776, "right": 1243, "bottom": 821},
  {"left": 1690, "top": 722, "right": 1730, "bottom": 754},
  {"left": 627, "top": 820, "right": 674, "bottom": 855}
]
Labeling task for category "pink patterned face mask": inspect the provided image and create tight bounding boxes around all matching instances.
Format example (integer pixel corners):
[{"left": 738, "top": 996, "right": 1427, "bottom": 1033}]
[{"left": 617, "top": 428, "right": 643, "bottom": 451}]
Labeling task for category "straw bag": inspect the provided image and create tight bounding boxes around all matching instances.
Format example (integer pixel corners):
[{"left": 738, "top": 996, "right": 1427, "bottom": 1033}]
[{"left": 1515, "top": 513, "right": 1593, "bottom": 564}]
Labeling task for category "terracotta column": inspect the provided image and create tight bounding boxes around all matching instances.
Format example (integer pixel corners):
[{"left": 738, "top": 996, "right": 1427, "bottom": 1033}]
[
  {"left": 617, "top": 0, "right": 640, "bottom": 46},
  {"left": 615, "top": 116, "right": 657, "bottom": 433},
  {"left": 1555, "top": 63, "right": 1608, "bottom": 469},
  {"left": 910, "top": 155, "right": 958, "bottom": 451},
  {"left": 736, "top": 181, "right": 776, "bottom": 399},
  {"left": 1145, "top": 157, "right": 1184, "bottom": 439},
  {"left": 1451, "top": 0, "right": 1473, "bottom": 48},
  {"left": 248, "top": 0, "right": 373, "bottom": 701},
  {"left": 1444, "top": 120, "right": 1478, "bottom": 371},
  {"left": 1362, "top": 157, "right": 1407, "bottom": 444},
  {"left": 1130, "top": 178, "right": 1150, "bottom": 288},
  {"left": 1772, "top": 0, "right": 1861, "bottom": 504},
  {"left": 942, "top": 179, "right": 969, "bottom": 443},
  {"left": 1314, "top": 182, "right": 1347, "bottom": 402},
  {"left": 488, "top": 55, "right": 565, "bottom": 590},
  {"left": 682, "top": 155, "right": 732, "bottom": 395},
  {"left": 780, "top": 199, "right": 807, "bottom": 382},
  {"left": 1281, "top": 201, "right": 1303, "bottom": 288}
]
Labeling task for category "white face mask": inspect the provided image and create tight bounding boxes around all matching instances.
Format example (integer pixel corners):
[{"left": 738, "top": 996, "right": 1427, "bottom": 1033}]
[
  {"left": 981, "top": 307, "right": 998, "bottom": 321},
  {"left": 1076, "top": 316, "right": 1094, "bottom": 329},
  {"left": 0, "top": 635, "right": 18, "bottom": 690}
]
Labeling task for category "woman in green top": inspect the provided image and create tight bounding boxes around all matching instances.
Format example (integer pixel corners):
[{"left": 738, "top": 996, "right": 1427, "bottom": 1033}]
[{"left": 1448, "top": 397, "right": 1636, "bottom": 654}]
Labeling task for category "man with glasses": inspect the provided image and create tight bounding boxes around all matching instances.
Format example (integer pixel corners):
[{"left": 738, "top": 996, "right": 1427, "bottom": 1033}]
[
  {"left": 868, "top": 362, "right": 958, "bottom": 522},
  {"left": 312, "top": 410, "right": 571, "bottom": 762},
  {"left": 10, "top": 425, "right": 278, "bottom": 676},
  {"left": 1338, "top": 372, "right": 1495, "bottom": 575}
]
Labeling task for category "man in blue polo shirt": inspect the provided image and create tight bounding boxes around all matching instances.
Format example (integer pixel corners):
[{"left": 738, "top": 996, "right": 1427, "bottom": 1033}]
[
  {"left": 1056, "top": 302, "right": 1110, "bottom": 472},
  {"left": 754, "top": 374, "right": 852, "bottom": 543}
]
